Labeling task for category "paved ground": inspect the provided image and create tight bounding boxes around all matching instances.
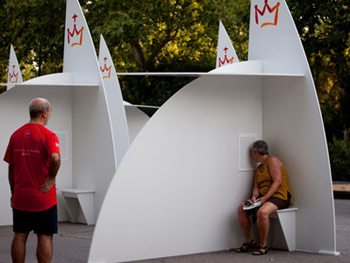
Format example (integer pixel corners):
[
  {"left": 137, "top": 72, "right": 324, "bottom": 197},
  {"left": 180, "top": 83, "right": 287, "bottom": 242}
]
[
  {"left": 0, "top": 198, "right": 349, "bottom": 263},
  {"left": 0, "top": 221, "right": 94, "bottom": 263}
]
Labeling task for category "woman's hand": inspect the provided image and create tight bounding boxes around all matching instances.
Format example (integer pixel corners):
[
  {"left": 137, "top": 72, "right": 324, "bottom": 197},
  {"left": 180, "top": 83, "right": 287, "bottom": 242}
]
[{"left": 259, "top": 196, "right": 267, "bottom": 204}]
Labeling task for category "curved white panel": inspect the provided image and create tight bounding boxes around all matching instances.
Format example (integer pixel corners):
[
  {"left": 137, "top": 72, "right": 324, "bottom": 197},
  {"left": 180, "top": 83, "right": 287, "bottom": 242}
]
[
  {"left": 24, "top": 73, "right": 73, "bottom": 84},
  {"left": 89, "top": 63, "right": 263, "bottom": 263},
  {"left": 89, "top": 0, "right": 337, "bottom": 261},
  {"left": 124, "top": 105, "right": 150, "bottom": 143},
  {"left": 249, "top": 0, "right": 336, "bottom": 254},
  {"left": 211, "top": 60, "right": 262, "bottom": 74}
]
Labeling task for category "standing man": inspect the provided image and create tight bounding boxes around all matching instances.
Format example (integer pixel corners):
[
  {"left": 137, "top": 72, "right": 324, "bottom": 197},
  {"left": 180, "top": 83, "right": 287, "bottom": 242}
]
[{"left": 4, "top": 98, "right": 61, "bottom": 263}]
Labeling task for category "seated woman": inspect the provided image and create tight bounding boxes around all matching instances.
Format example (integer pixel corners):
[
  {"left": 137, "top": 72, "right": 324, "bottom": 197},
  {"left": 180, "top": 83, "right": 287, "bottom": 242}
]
[{"left": 236, "top": 140, "right": 293, "bottom": 255}]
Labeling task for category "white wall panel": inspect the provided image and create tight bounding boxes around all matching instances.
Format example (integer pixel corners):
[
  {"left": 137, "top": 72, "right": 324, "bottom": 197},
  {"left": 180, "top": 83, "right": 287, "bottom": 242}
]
[{"left": 89, "top": 73, "right": 263, "bottom": 263}]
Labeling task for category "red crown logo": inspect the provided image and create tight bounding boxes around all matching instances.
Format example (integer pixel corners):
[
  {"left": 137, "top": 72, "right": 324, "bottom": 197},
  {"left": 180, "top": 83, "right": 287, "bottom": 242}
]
[
  {"left": 255, "top": 0, "right": 280, "bottom": 28},
  {"left": 218, "top": 47, "right": 234, "bottom": 67},
  {"left": 67, "top": 14, "right": 84, "bottom": 47},
  {"left": 100, "top": 57, "right": 112, "bottom": 79},
  {"left": 9, "top": 65, "right": 19, "bottom": 83}
]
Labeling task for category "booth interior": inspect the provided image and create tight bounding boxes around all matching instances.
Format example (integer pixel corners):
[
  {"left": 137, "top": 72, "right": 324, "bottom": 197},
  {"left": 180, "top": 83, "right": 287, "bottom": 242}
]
[{"left": 0, "top": 79, "right": 115, "bottom": 225}]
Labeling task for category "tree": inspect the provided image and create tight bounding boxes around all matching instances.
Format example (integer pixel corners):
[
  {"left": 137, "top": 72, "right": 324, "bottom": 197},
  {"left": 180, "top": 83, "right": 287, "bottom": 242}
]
[
  {"left": 1, "top": 0, "right": 349, "bottom": 180},
  {"left": 0, "top": 0, "right": 65, "bottom": 82},
  {"left": 83, "top": 0, "right": 249, "bottom": 106},
  {"left": 85, "top": 0, "right": 235, "bottom": 72},
  {"left": 1, "top": 0, "right": 250, "bottom": 106},
  {"left": 288, "top": 0, "right": 350, "bottom": 180}
]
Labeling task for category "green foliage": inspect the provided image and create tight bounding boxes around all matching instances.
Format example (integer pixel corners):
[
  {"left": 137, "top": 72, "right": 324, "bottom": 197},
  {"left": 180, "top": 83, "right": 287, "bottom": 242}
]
[
  {"left": 85, "top": 0, "right": 248, "bottom": 72},
  {"left": 83, "top": 0, "right": 249, "bottom": 106},
  {"left": 288, "top": 0, "right": 350, "bottom": 138},
  {"left": 0, "top": 0, "right": 249, "bottom": 107},
  {"left": 0, "top": 0, "right": 65, "bottom": 81},
  {"left": 287, "top": 0, "right": 350, "bottom": 181},
  {"left": 329, "top": 136, "right": 350, "bottom": 182},
  {"left": 1, "top": 0, "right": 350, "bottom": 181}
]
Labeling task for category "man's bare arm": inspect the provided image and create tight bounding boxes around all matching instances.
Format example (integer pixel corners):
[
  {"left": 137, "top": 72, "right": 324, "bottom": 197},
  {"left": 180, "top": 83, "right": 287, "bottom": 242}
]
[
  {"left": 8, "top": 165, "right": 14, "bottom": 195},
  {"left": 40, "top": 153, "right": 61, "bottom": 194}
]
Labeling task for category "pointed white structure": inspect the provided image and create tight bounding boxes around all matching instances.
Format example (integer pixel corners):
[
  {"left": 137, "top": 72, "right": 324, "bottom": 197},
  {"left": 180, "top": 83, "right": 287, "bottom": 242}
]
[
  {"left": 59, "top": 0, "right": 118, "bottom": 224},
  {"left": 88, "top": 0, "right": 337, "bottom": 262},
  {"left": 0, "top": 0, "right": 121, "bottom": 225},
  {"left": 7, "top": 45, "right": 23, "bottom": 90},
  {"left": 215, "top": 21, "right": 239, "bottom": 68},
  {"left": 99, "top": 36, "right": 150, "bottom": 146},
  {"left": 248, "top": 0, "right": 336, "bottom": 254},
  {"left": 63, "top": 2, "right": 100, "bottom": 84},
  {"left": 99, "top": 35, "right": 129, "bottom": 165}
]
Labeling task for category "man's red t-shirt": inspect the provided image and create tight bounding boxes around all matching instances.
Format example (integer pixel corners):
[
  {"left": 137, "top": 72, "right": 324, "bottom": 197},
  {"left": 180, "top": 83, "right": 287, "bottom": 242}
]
[{"left": 4, "top": 123, "right": 60, "bottom": 212}]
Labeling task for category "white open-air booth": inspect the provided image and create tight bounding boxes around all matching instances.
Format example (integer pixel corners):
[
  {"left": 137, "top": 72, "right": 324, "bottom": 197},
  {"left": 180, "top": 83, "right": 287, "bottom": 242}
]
[
  {"left": 0, "top": 0, "right": 338, "bottom": 262},
  {"left": 0, "top": 0, "right": 134, "bottom": 225},
  {"left": 88, "top": 0, "right": 339, "bottom": 262}
]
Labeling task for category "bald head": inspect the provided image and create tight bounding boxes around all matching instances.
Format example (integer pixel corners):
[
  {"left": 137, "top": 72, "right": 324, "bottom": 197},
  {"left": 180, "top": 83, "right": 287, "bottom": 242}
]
[{"left": 29, "top": 98, "right": 52, "bottom": 125}]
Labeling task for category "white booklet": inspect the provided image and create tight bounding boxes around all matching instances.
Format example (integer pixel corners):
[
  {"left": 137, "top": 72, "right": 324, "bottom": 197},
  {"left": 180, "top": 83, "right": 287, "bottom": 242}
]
[{"left": 242, "top": 200, "right": 261, "bottom": 210}]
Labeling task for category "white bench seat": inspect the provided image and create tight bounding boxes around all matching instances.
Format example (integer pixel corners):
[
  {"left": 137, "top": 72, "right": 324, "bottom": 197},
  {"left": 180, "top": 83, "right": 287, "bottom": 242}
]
[
  {"left": 270, "top": 207, "right": 298, "bottom": 251},
  {"left": 60, "top": 189, "right": 95, "bottom": 225}
]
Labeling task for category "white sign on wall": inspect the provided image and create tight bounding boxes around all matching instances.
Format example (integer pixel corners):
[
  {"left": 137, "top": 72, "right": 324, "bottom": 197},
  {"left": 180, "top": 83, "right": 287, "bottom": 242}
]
[{"left": 238, "top": 133, "right": 258, "bottom": 171}]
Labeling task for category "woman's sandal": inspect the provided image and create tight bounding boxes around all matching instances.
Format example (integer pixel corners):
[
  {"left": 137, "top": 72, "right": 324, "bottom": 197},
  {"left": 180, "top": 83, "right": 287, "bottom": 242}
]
[
  {"left": 235, "top": 239, "right": 257, "bottom": 253},
  {"left": 253, "top": 245, "right": 269, "bottom": 255}
]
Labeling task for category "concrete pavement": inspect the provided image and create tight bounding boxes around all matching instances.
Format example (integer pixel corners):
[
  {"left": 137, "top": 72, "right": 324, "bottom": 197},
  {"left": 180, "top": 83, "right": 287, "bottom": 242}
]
[
  {"left": 0, "top": 221, "right": 94, "bottom": 263},
  {"left": 0, "top": 198, "right": 349, "bottom": 263}
]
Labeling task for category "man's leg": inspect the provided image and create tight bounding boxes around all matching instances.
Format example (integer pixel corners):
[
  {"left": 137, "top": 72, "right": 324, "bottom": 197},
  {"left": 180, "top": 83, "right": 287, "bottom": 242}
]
[
  {"left": 255, "top": 202, "right": 278, "bottom": 249},
  {"left": 37, "top": 234, "right": 53, "bottom": 263},
  {"left": 11, "top": 232, "right": 29, "bottom": 263}
]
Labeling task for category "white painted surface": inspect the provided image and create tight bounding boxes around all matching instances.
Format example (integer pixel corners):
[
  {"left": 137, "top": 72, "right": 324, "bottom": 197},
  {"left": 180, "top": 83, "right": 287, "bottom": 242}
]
[
  {"left": 63, "top": 0, "right": 101, "bottom": 85},
  {"left": 124, "top": 104, "right": 150, "bottom": 143},
  {"left": 249, "top": 0, "right": 336, "bottom": 254},
  {"left": 89, "top": 0, "right": 337, "bottom": 261},
  {"left": 216, "top": 21, "right": 239, "bottom": 68},
  {"left": 273, "top": 208, "right": 298, "bottom": 251},
  {"left": 99, "top": 35, "right": 130, "bottom": 166},
  {"left": 61, "top": 189, "right": 95, "bottom": 225},
  {"left": 63, "top": 0, "right": 117, "bottom": 223},
  {"left": 0, "top": 0, "right": 336, "bottom": 260},
  {"left": 89, "top": 66, "right": 263, "bottom": 263},
  {"left": 0, "top": 84, "right": 74, "bottom": 224},
  {"left": 7, "top": 45, "right": 23, "bottom": 90},
  {"left": 0, "top": 0, "right": 118, "bottom": 225},
  {"left": 24, "top": 72, "right": 73, "bottom": 85}
]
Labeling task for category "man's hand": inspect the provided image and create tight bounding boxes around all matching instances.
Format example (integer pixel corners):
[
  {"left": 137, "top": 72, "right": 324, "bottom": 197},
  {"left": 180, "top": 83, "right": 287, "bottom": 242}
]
[
  {"left": 39, "top": 177, "right": 56, "bottom": 194},
  {"left": 40, "top": 153, "right": 60, "bottom": 194}
]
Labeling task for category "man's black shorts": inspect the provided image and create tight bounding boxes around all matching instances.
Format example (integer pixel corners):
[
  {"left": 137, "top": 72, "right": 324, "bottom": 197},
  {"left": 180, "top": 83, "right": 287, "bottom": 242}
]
[{"left": 13, "top": 205, "right": 57, "bottom": 235}]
